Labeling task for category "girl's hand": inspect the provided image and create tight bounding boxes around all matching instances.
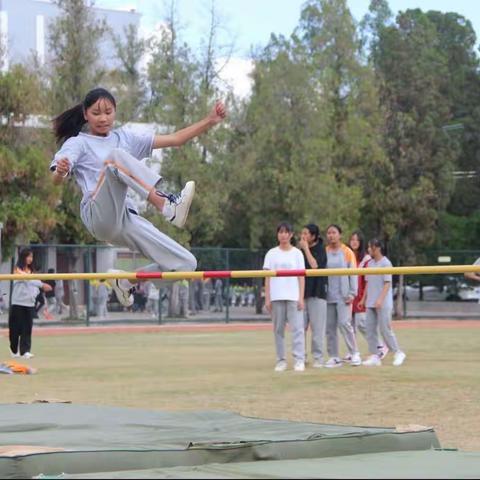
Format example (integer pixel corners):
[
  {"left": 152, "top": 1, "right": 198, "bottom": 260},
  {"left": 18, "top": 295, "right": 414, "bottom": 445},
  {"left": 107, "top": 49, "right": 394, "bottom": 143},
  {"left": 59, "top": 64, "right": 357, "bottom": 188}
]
[
  {"left": 375, "top": 299, "right": 383, "bottom": 309},
  {"left": 42, "top": 283, "right": 53, "bottom": 292},
  {"left": 265, "top": 300, "right": 272, "bottom": 313},
  {"left": 345, "top": 295, "right": 354, "bottom": 305},
  {"left": 209, "top": 100, "right": 226, "bottom": 125},
  {"left": 298, "top": 238, "right": 309, "bottom": 251},
  {"left": 298, "top": 298, "right": 304, "bottom": 311},
  {"left": 55, "top": 158, "right": 71, "bottom": 177}
]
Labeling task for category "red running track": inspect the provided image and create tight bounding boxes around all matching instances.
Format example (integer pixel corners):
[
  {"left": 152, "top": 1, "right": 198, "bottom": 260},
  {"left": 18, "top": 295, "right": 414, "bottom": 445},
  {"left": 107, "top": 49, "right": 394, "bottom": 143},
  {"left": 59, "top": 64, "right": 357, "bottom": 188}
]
[{"left": 1, "top": 319, "right": 480, "bottom": 337}]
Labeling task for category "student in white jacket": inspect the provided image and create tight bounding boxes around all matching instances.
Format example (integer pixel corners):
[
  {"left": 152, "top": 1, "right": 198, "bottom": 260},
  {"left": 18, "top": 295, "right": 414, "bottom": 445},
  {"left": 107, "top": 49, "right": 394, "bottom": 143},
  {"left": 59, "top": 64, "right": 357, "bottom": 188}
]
[{"left": 9, "top": 249, "right": 52, "bottom": 359}]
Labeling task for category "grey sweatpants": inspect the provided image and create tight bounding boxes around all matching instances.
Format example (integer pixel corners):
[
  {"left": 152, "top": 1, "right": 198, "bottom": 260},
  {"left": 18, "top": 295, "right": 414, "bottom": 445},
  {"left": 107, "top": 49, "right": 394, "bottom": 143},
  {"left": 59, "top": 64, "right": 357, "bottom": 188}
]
[
  {"left": 271, "top": 300, "right": 305, "bottom": 362},
  {"left": 82, "top": 148, "right": 197, "bottom": 274},
  {"left": 326, "top": 302, "right": 358, "bottom": 358},
  {"left": 354, "top": 312, "right": 385, "bottom": 348},
  {"left": 304, "top": 297, "right": 327, "bottom": 361},
  {"left": 352, "top": 312, "right": 367, "bottom": 337},
  {"left": 365, "top": 307, "right": 400, "bottom": 355}
]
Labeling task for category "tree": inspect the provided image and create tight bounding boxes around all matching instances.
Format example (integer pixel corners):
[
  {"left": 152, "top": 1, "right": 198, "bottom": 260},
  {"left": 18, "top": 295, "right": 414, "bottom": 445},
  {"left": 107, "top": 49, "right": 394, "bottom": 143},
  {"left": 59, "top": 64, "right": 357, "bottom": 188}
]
[
  {"left": 46, "top": 0, "right": 108, "bottom": 246},
  {"left": 108, "top": 24, "right": 147, "bottom": 123},
  {"left": 424, "top": 11, "right": 480, "bottom": 221},
  {"left": 298, "top": 0, "right": 390, "bottom": 241},
  {"left": 366, "top": 6, "right": 459, "bottom": 263},
  {"left": 47, "top": 0, "right": 109, "bottom": 112},
  {"left": 0, "top": 65, "right": 60, "bottom": 258},
  {"left": 224, "top": 31, "right": 363, "bottom": 249},
  {"left": 143, "top": 0, "right": 231, "bottom": 247}
]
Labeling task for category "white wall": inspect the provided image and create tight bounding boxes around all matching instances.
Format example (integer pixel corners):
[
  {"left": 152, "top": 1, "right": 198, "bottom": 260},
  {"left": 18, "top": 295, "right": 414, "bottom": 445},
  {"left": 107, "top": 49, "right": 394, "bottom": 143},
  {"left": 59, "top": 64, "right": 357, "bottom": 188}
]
[
  {"left": 0, "top": 11, "right": 8, "bottom": 72},
  {"left": 36, "top": 14, "right": 45, "bottom": 64}
]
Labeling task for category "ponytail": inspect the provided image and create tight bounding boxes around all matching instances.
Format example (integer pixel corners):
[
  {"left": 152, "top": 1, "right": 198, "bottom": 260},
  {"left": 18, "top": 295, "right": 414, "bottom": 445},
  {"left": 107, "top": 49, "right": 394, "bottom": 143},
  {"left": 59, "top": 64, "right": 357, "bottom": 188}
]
[
  {"left": 52, "top": 87, "right": 117, "bottom": 145},
  {"left": 53, "top": 103, "right": 86, "bottom": 145}
]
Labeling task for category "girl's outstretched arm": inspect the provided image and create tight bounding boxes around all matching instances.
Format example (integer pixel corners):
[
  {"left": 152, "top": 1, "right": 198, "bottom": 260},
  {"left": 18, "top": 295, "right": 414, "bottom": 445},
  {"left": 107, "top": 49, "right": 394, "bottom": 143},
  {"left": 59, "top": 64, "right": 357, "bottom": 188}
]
[{"left": 152, "top": 101, "right": 226, "bottom": 149}]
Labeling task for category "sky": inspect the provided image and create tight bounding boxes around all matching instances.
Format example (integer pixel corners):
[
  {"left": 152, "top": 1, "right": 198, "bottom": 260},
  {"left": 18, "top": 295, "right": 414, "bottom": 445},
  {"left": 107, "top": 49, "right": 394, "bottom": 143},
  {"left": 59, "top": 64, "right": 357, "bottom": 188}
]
[{"left": 95, "top": 0, "right": 480, "bottom": 97}]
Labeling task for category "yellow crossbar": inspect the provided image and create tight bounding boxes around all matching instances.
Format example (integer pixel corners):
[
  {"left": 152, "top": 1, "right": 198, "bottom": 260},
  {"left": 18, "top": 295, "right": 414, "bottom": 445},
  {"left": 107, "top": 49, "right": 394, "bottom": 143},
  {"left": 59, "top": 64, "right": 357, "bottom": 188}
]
[{"left": 0, "top": 264, "right": 479, "bottom": 282}]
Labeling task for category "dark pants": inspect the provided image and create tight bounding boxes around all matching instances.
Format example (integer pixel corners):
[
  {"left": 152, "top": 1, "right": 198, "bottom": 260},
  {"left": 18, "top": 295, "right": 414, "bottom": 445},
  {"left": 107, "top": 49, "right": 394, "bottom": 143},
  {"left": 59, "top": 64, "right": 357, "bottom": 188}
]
[{"left": 9, "top": 305, "right": 34, "bottom": 355}]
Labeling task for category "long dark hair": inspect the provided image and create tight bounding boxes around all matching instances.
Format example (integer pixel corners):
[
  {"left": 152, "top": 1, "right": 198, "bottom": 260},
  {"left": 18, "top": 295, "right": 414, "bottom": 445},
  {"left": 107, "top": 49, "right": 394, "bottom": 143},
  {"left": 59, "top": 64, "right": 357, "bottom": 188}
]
[
  {"left": 350, "top": 230, "right": 366, "bottom": 261},
  {"left": 53, "top": 88, "right": 117, "bottom": 145},
  {"left": 304, "top": 223, "right": 323, "bottom": 244},
  {"left": 16, "top": 248, "right": 34, "bottom": 272}
]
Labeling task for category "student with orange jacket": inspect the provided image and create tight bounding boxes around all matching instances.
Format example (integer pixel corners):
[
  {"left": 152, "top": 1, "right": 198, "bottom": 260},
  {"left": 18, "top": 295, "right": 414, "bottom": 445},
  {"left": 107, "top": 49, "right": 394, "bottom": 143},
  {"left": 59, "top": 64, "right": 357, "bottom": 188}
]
[{"left": 324, "top": 225, "right": 361, "bottom": 368}]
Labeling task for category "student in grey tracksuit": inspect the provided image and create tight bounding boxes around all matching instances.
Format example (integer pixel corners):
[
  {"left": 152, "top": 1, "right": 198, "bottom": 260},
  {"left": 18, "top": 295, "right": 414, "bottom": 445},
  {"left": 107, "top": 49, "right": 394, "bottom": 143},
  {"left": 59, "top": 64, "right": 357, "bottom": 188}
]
[
  {"left": 9, "top": 249, "right": 52, "bottom": 358},
  {"left": 298, "top": 224, "right": 327, "bottom": 367},
  {"left": 324, "top": 224, "right": 361, "bottom": 368},
  {"left": 360, "top": 239, "right": 406, "bottom": 367},
  {"left": 50, "top": 88, "right": 226, "bottom": 306}
]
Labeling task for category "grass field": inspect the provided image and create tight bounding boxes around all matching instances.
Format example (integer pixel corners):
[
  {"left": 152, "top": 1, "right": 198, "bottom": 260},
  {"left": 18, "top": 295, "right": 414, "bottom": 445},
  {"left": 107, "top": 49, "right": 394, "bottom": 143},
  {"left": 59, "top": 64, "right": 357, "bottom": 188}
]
[{"left": 1, "top": 323, "right": 479, "bottom": 452}]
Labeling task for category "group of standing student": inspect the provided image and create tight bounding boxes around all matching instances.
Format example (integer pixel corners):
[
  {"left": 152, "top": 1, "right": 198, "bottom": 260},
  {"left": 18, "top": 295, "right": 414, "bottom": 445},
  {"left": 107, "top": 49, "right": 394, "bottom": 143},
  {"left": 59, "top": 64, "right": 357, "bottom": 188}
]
[{"left": 263, "top": 222, "right": 407, "bottom": 372}]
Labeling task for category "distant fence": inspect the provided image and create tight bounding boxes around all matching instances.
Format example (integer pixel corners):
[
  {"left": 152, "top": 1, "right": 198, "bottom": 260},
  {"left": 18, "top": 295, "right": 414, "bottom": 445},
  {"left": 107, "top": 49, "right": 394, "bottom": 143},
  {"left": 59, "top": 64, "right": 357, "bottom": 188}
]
[
  {"left": 0, "top": 245, "right": 267, "bottom": 325},
  {"left": 1, "top": 245, "right": 480, "bottom": 325}
]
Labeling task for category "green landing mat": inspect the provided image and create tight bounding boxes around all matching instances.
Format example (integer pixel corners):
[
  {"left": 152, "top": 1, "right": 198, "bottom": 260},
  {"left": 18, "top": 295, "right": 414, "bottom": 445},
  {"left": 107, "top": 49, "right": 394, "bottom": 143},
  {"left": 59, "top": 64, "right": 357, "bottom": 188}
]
[
  {"left": 60, "top": 450, "right": 480, "bottom": 479},
  {"left": 0, "top": 404, "right": 449, "bottom": 479}
]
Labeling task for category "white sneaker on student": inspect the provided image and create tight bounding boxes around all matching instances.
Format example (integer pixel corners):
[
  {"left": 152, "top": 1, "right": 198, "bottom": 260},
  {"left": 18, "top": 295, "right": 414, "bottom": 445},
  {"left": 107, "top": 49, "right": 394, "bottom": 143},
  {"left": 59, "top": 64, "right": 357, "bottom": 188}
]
[
  {"left": 362, "top": 354, "right": 382, "bottom": 367},
  {"left": 378, "top": 345, "right": 389, "bottom": 360},
  {"left": 274, "top": 360, "right": 287, "bottom": 372},
  {"left": 325, "top": 357, "right": 343, "bottom": 368},
  {"left": 350, "top": 352, "right": 362, "bottom": 366},
  {"left": 393, "top": 351, "right": 406, "bottom": 366},
  {"left": 10, "top": 349, "right": 20, "bottom": 358},
  {"left": 107, "top": 269, "right": 134, "bottom": 308},
  {"left": 313, "top": 359, "right": 324, "bottom": 368},
  {"left": 22, "top": 352, "right": 34, "bottom": 359},
  {"left": 342, "top": 353, "right": 352, "bottom": 363},
  {"left": 160, "top": 181, "right": 195, "bottom": 228},
  {"left": 294, "top": 360, "right": 305, "bottom": 372}
]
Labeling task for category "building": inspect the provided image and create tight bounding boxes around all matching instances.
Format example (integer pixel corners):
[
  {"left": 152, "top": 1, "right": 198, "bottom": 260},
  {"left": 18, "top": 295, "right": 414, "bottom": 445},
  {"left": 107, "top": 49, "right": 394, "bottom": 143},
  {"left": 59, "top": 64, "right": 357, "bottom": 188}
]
[{"left": 0, "top": 0, "right": 140, "bottom": 72}]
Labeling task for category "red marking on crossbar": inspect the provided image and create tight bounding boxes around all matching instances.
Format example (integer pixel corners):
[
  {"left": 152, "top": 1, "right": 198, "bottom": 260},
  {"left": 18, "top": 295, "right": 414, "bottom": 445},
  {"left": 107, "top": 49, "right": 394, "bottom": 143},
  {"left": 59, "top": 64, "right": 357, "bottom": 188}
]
[
  {"left": 204, "top": 271, "right": 232, "bottom": 278},
  {"left": 136, "top": 272, "right": 164, "bottom": 279},
  {"left": 135, "top": 270, "right": 308, "bottom": 279},
  {"left": 276, "top": 269, "right": 307, "bottom": 277}
]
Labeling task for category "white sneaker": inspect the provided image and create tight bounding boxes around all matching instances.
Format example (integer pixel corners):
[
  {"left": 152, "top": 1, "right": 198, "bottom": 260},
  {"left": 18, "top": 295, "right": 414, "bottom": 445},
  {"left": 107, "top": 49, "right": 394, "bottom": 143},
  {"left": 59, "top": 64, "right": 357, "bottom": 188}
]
[
  {"left": 342, "top": 354, "right": 352, "bottom": 363},
  {"left": 294, "top": 360, "right": 305, "bottom": 372},
  {"left": 10, "top": 349, "right": 20, "bottom": 358},
  {"left": 362, "top": 354, "right": 382, "bottom": 367},
  {"left": 107, "top": 269, "right": 134, "bottom": 307},
  {"left": 22, "top": 352, "right": 34, "bottom": 359},
  {"left": 393, "top": 351, "right": 406, "bottom": 366},
  {"left": 378, "top": 345, "right": 389, "bottom": 360},
  {"left": 160, "top": 181, "right": 195, "bottom": 228},
  {"left": 350, "top": 352, "right": 362, "bottom": 366},
  {"left": 324, "top": 357, "right": 343, "bottom": 368},
  {"left": 313, "top": 359, "right": 324, "bottom": 368},
  {"left": 274, "top": 360, "right": 287, "bottom": 372}
]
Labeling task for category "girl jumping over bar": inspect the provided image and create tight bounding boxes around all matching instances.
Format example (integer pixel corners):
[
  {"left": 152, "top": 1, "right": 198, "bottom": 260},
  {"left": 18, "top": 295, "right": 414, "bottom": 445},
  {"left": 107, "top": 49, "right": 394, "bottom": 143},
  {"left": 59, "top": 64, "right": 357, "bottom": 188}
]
[{"left": 51, "top": 87, "right": 226, "bottom": 307}]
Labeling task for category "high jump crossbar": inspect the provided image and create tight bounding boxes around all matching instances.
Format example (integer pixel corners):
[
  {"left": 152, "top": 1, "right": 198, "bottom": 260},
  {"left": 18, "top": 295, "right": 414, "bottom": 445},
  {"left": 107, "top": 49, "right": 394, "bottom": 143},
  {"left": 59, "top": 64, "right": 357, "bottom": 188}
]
[{"left": 1, "top": 265, "right": 480, "bottom": 282}]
